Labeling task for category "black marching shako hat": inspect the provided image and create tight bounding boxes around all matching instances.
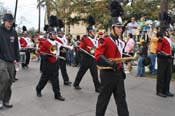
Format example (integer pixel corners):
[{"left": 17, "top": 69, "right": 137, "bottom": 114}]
[
  {"left": 47, "top": 27, "right": 57, "bottom": 35},
  {"left": 87, "top": 15, "right": 96, "bottom": 32},
  {"left": 87, "top": 26, "right": 95, "bottom": 32},
  {"left": 109, "top": 0, "right": 124, "bottom": 27},
  {"left": 111, "top": 17, "right": 123, "bottom": 27},
  {"left": 3, "top": 13, "right": 14, "bottom": 21}
]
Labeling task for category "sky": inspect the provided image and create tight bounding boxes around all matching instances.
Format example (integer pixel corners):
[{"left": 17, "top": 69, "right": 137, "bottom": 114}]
[{"left": 0, "top": 0, "right": 45, "bottom": 30}]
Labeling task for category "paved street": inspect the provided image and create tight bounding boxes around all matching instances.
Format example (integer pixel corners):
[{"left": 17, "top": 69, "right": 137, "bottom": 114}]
[{"left": 0, "top": 62, "right": 175, "bottom": 116}]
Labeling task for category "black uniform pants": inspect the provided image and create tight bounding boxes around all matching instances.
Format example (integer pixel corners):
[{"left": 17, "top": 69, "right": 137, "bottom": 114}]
[
  {"left": 22, "top": 51, "right": 30, "bottom": 67},
  {"left": 96, "top": 70, "right": 129, "bottom": 116},
  {"left": 36, "top": 59, "right": 61, "bottom": 97},
  {"left": 58, "top": 59, "right": 69, "bottom": 82},
  {"left": 36, "top": 72, "right": 60, "bottom": 96},
  {"left": 157, "top": 58, "right": 172, "bottom": 94},
  {"left": 73, "top": 56, "right": 100, "bottom": 90}
]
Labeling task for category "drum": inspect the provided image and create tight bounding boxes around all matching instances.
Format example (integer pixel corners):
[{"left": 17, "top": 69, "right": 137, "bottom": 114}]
[
  {"left": 28, "top": 47, "right": 36, "bottom": 52},
  {"left": 19, "top": 47, "right": 36, "bottom": 52},
  {"left": 19, "top": 52, "right": 26, "bottom": 63}
]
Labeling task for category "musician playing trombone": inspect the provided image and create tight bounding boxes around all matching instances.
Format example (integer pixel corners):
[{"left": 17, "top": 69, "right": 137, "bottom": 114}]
[
  {"left": 36, "top": 31, "right": 65, "bottom": 101},
  {"left": 73, "top": 26, "right": 101, "bottom": 92},
  {"left": 95, "top": 20, "right": 129, "bottom": 116}
]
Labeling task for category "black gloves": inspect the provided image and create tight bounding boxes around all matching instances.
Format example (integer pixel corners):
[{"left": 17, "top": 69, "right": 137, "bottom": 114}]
[
  {"left": 98, "top": 55, "right": 117, "bottom": 71},
  {"left": 41, "top": 55, "right": 51, "bottom": 61},
  {"left": 111, "top": 62, "right": 117, "bottom": 71}
]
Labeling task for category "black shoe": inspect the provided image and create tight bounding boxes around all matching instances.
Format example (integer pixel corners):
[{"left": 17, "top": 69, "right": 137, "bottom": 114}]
[
  {"left": 64, "top": 81, "right": 72, "bottom": 86},
  {"left": 3, "top": 102, "right": 13, "bottom": 108},
  {"left": 166, "top": 92, "right": 174, "bottom": 97},
  {"left": 74, "top": 85, "right": 82, "bottom": 90},
  {"left": 36, "top": 90, "right": 42, "bottom": 97},
  {"left": 12, "top": 78, "right": 18, "bottom": 83},
  {"left": 0, "top": 102, "right": 3, "bottom": 109},
  {"left": 157, "top": 93, "right": 167, "bottom": 97},
  {"left": 55, "top": 95, "right": 65, "bottom": 101},
  {"left": 95, "top": 88, "right": 101, "bottom": 93}
]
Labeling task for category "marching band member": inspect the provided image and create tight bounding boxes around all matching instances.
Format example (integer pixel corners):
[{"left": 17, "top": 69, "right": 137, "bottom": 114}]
[
  {"left": 95, "top": 20, "right": 129, "bottom": 116},
  {"left": 56, "top": 30, "right": 72, "bottom": 86},
  {"left": 36, "top": 35, "right": 47, "bottom": 72},
  {"left": 156, "top": 31, "right": 174, "bottom": 97},
  {"left": 73, "top": 26, "right": 101, "bottom": 92},
  {"left": 19, "top": 32, "right": 33, "bottom": 69},
  {"left": 36, "top": 31, "right": 65, "bottom": 101}
]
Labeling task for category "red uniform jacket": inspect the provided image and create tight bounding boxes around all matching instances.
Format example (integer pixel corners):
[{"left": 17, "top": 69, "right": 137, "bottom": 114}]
[
  {"left": 38, "top": 38, "right": 46, "bottom": 50},
  {"left": 39, "top": 40, "right": 57, "bottom": 63},
  {"left": 79, "top": 36, "right": 96, "bottom": 55},
  {"left": 19, "top": 37, "right": 27, "bottom": 48},
  {"left": 157, "top": 37, "right": 172, "bottom": 55},
  {"left": 95, "top": 36, "right": 122, "bottom": 70}
]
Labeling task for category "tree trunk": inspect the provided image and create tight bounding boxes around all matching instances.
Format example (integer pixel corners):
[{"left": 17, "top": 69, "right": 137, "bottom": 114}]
[{"left": 160, "top": 0, "right": 168, "bottom": 33}]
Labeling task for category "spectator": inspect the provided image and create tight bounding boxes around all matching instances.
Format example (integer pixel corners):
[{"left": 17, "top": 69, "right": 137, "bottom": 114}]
[
  {"left": 148, "top": 31, "right": 158, "bottom": 75},
  {"left": 136, "top": 39, "right": 148, "bottom": 77},
  {"left": 124, "top": 33, "right": 135, "bottom": 73},
  {"left": 0, "top": 13, "right": 20, "bottom": 109}
]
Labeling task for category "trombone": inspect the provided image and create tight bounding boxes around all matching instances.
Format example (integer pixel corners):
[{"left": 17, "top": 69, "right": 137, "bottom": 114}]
[
  {"left": 39, "top": 45, "right": 57, "bottom": 56},
  {"left": 97, "top": 53, "right": 139, "bottom": 70}
]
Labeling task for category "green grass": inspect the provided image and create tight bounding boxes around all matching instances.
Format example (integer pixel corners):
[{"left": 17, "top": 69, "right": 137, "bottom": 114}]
[{"left": 144, "top": 72, "right": 175, "bottom": 81}]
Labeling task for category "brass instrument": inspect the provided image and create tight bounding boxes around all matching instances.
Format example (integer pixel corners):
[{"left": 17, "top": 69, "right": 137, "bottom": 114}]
[
  {"left": 57, "top": 56, "right": 66, "bottom": 61},
  {"left": 97, "top": 53, "right": 139, "bottom": 70},
  {"left": 109, "top": 56, "right": 135, "bottom": 64},
  {"left": 89, "top": 46, "right": 96, "bottom": 55},
  {"left": 80, "top": 48, "right": 95, "bottom": 59},
  {"left": 50, "top": 45, "right": 57, "bottom": 55},
  {"left": 61, "top": 45, "right": 74, "bottom": 50},
  {"left": 39, "top": 45, "right": 57, "bottom": 56}
]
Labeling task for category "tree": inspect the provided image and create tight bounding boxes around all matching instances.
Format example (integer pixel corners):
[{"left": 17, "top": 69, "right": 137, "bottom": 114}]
[
  {"left": 40, "top": 0, "right": 175, "bottom": 33},
  {"left": 123, "top": 0, "right": 160, "bottom": 20},
  {"left": 37, "top": 0, "right": 55, "bottom": 19},
  {"left": 160, "top": 0, "right": 169, "bottom": 33}
]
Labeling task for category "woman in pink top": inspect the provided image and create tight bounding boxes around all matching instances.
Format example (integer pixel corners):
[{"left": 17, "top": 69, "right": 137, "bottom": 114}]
[{"left": 124, "top": 33, "right": 135, "bottom": 72}]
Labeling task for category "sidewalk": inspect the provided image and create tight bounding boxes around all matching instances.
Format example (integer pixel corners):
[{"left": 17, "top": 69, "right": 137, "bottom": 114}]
[{"left": 0, "top": 62, "right": 175, "bottom": 116}]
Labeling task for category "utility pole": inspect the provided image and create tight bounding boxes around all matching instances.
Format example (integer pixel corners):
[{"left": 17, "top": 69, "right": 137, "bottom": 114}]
[
  {"left": 38, "top": 0, "right": 41, "bottom": 33},
  {"left": 160, "top": 0, "right": 168, "bottom": 33},
  {"left": 14, "top": 0, "right": 18, "bottom": 28}
]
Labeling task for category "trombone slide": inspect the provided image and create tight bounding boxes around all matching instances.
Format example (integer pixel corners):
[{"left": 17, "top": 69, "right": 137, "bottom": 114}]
[{"left": 97, "top": 57, "right": 135, "bottom": 70}]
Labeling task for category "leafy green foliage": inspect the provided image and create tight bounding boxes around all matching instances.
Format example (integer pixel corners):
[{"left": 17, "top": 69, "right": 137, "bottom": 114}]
[{"left": 38, "top": 0, "right": 175, "bottom": 30}]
